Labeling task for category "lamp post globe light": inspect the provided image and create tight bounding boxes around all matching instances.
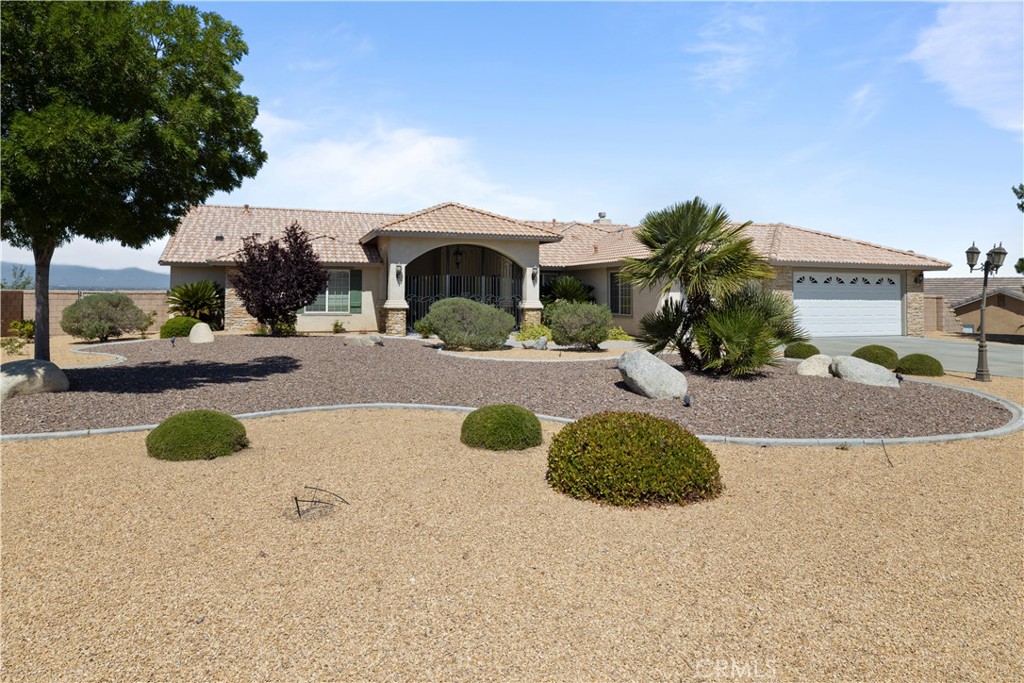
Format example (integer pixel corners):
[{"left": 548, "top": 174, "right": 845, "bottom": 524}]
[{"left": 965, "top": 241, "right": 1008, "bottom": 382}]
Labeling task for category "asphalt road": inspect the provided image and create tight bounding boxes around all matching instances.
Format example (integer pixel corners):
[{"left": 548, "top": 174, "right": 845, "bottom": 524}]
[{"left": 806, "top": 336, "right": 1024, "bottom": 378}]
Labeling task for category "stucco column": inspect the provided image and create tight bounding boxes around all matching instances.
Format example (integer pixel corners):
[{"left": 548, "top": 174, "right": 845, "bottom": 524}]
[
  {"left": 520, "top": 265, "right": 543, "bottom": 326},
  {"left": 384, "top": 262, "right": 409, "bottom": 335}
]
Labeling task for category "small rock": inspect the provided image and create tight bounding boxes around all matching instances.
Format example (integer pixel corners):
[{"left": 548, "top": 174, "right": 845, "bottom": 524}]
[
  {"left": 188, "top": 322, "right": 214, "bottom": 344},
  {"left": 345, "top": 336, "right": 383, "bottom": 348},
  {"left": 829, "top": 355, "right": 900, "bottom": 388},
  {"left": 535, "top": 336, "right": 548, "bottom": 351},
  {"left": 367, "top": 334, "right": 385, "bottom": 346},
  {"left": 521, "top": 339, "right": 536, "bottom": 349},
  {"left": 796, "top": 354, "right": 833, "bottom": 377},
  {"left": 617, "top": 350, "right": 688, "bottom": 400},
  {"left": 194, "top": 614, "right": 205, "bottom": 624},
  {"left": 1, "top": 359, "right": 70, "bottom": 400}
]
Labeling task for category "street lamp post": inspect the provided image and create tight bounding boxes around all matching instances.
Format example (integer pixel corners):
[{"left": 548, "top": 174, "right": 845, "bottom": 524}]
[{"left": 965, "top": 241, "right": 1008, "bottom": 382}]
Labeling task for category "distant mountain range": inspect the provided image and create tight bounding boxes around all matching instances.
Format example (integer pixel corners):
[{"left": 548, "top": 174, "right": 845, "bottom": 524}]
[{"left": 1, "top": 262, "right": 169, "bottom": 291}]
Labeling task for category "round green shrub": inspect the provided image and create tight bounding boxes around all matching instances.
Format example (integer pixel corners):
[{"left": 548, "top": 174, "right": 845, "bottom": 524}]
[
  {"left": 146, "top": 410, "right": 249, "bottom": 461},
  {"left": 461, "top": 404, "right": 543, "bottom": 451},
  {"left": 60, "top": 293, "right": 151, "bottom": 342},
  {"left": 851, "top": 344, "right": 899, "bottom": 369},
  {"left": 783, "top": 342, "right": 820, "bottom": 359},
  {"left": 547, "top": 411, "right": 723, "bottom": 507},
  {"left": 417, "top": 298, "right": 515, "bottom": 350},
  {"left": 895, "top": 353, "right": 944, "bottom": 377},
  {"left": 548, "top": 301, "right": 613, "bottom": 350},
  {"left": 160, "top": 316, "right": 200, "bottom": 339}
]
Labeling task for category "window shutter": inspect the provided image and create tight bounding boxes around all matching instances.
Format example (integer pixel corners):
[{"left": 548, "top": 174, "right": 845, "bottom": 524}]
[{"left": 350, "top": 269, "right": 362, "bottom": 314}]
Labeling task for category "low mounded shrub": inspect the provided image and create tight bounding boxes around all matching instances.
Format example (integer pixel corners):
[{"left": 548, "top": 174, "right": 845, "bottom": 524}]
[
  {"left": 461, "top": 404, "right": 543, "bottom": 451},
  {"left": 607, "top": 325, "right": 633, "bottom": 341},
  {"left": 784, "top": 342, "right": 820, "bottom": 359},
  {"left": 547, "top": 411, "right": 723, "bottom": 507},
  {"left": 851, "top": 344, "right": 899, "bottom": 369},
  {"left": 146, "top": 410, "right": 249, "bottom": 461},
  {"left": 548, "top": 302, "right": 613, "bottom": 350},
  {"left": 160, "top": 316, "right": 200, "bottom": 339},
  {"left": 514, "top": 323, "right": 552, "bottom": 341},
  {"left": 416, "top": 298, "right": 515, "bottom": 351},
  {"left": 60, "top": 293, "right": 151, "bottom": 342},
  {"left": 8, "top": 319, "right": 35, "bottom": 341},
  {"left": 895, "top": 353, "right": 944, "bottom": 377}
]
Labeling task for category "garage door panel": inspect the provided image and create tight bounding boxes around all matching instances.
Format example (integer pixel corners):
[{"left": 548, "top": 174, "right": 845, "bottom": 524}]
[{"left": 793, "top": 271, "right": 902, "bottom": 337}]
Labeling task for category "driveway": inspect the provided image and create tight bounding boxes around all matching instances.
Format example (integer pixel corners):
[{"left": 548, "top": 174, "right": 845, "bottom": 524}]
[{"left": 807, "top": 336, "right": 1024, "bottom": 377}]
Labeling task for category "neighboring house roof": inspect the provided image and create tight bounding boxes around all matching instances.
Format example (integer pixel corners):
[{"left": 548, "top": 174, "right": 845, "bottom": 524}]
[
  {"left": 161, "top": 203, "right": 951, "bottom": 272},
  {"left": 160, "top": 205, "right": 401, "bottom": 266},
  {"left": 950, "top": 287, "right": 1024, "bottom": 308},
  {"left": 359, "top": 202, "right": 562, "bottom": 244},
  {"left": 923, "top": 277, "right": 1024, "bottom": 305}
]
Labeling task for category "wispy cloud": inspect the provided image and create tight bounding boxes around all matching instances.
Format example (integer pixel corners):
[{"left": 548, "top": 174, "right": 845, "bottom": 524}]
[
  {"left": 688, "top": 9, "right": 775, "bottom": 92},
  {"left": 910, "top": 3, "right": 1023, "bottom": 133},
  {"left": 222, "top": 116, "right": 553, "bottom": 218},
  {"left": 846, "top": 83, "right": 882, "bottom": 127}
]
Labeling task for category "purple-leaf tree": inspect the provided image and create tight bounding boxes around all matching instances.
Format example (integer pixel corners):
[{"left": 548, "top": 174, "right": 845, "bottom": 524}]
[{"left": 229, "top": 222, "right": 329, "bottom": 335}]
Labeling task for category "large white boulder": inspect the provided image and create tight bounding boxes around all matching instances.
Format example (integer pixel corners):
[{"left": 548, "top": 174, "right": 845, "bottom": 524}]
[
  {"left": 1, "top": 359, "right": 70, "bottom": 400},
  {"left": 617, "top": 350, "right": 688, "bottom": 400},
  {"left": 796, "top": 354, "right": 833, "bottom": 378},
  {"left": 188, "top": 322, "right": 214, "bottom": 344},
  {"left": 829, "top": 355, "right": 900, "bottom": 388}
]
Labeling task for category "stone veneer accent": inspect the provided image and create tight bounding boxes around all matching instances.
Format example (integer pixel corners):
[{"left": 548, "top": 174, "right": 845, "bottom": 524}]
[
  {"left": 521, "top": 308, "right": 543, "bottom": 328},
  {"left": 767, "top": 265, "right": 794, "bottom": 298},
  {"left": 223, "top": 268, "right": 259, "bottom": 332},
  {"left": 385, "top": 308, "right": 407, "bottom": 336},
  {"left": 905, "top": 270, "right": 925, "bottom": 337}
]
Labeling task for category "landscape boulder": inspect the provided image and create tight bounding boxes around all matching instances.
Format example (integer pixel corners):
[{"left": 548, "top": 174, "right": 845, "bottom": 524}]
[
  {"left": 188, "top": 322, "right": 214, "bottom": 344},
  {"left": 829, "top": 355, "right": 900, "bottom": 388},
  {"left": 796, "top": 354, "right": 833, "bottom": 378},
  {"left": 617, "top": 350, "right": 688, "bottom": 400},
  {"left": 521, "top": 339, "right": 536, "bottom": 349},
  {"left": 1, "top": 359, "right": 70, "bottom": 401},
  {"left": 535, "top": 336, "right": 548, "bottom": 351},
  {"left": 345, "top": 335, "right": 384, "bottom": 348}
]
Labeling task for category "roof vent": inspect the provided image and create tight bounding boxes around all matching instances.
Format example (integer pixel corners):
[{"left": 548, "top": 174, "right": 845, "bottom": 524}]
[
  {"left": 594, "top": 212, "right": 611, "bottom": 224},
  {"left": 243, "top": 204, "right": 251, "bottom": 213},
  {"left": 593, "top": 244, "right": 599, "bottom": 254},
  {"left": 215, "top": 233, "right": 224, "bottom": 241}
]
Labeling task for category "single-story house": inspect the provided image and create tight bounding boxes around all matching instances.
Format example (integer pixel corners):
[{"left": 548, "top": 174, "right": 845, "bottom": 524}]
[
  {"left": 160, "top": 201, "right": 951, "bottom": 337},
  {"left": 924, "top": 277, "right": 1024, "bottom": 336}
]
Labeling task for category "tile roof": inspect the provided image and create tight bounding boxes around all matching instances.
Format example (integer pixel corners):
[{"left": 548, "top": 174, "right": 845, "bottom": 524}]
[
  {"left": 538, "top": 220, "right": 950, "bottom": 270},
  {"left": 160, "top": 205, "right": 401, "bottom": 266},
  {"left": 161, "top": 204, "right": 952, "bottom": 273},
  {"left": 359, "top": 202, "right": 563, "bottom": 243},
  {"left": 924, "top": 277, "right": 1024, "bottom": 305}
]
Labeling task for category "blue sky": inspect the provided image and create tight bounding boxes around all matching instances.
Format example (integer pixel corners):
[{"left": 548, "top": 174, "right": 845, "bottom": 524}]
[{"left": 3, "top": 1, "right": 1022, "bottom": 277}]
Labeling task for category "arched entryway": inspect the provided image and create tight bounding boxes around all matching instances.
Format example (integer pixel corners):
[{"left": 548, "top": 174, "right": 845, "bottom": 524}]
[{"left": 406, "top": 244, "right": 524, "bottom": 328}]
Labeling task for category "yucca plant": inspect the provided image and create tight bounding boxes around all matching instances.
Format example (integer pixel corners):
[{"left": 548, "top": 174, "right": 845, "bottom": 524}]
[{"left": 167, "top": 280, "right": 224, "bottom": 330}]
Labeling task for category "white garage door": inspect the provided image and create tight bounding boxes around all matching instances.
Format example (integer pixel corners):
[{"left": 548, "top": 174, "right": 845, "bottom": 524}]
[{"left": 793, "top": 272, "right": 902, "bottom": 337}]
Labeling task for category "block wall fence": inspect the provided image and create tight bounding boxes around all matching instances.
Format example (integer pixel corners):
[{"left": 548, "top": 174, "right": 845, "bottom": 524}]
[{"left": 1, "top": 290, "right": 173, "bottom": 337}]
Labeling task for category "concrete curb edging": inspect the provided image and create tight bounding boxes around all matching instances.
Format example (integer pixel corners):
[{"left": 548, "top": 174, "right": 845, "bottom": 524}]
[{"left": 3, "top": 390, "right": 1021, "bottom": 446}]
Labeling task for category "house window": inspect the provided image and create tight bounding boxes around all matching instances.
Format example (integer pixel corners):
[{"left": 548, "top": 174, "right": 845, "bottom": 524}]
[
  {"left": 609, "top": 272, "right": 632, "bottom": 316},
  {"left": 304, "top": 270, "right": 350, "bottom": 313}
]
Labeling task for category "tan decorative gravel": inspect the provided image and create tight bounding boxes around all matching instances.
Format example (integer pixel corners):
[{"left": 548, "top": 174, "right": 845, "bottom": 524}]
[
  {"left": 2, "top": 369, "right": 1022, "bottom": 681},
  {"left": 0, "top": 335, "right": 137, "bottom": 368}
]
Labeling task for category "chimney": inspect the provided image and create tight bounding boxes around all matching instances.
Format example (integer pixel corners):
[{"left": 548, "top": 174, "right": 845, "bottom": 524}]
[
  {"left": 243, "top": 204, "right": 250, "bottom": 213},
  {"left": 594, "top": 212, "right": 611, "bottom": 224}
]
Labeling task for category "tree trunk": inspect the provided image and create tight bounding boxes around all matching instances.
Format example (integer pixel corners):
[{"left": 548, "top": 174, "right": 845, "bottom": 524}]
[{"left": 32, "top": 240, "right": 56, "bottom": 362}]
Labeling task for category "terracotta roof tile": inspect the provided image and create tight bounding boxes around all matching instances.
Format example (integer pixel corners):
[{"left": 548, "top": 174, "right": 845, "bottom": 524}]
[
  {"left": 359, "top": 202, "right": 562, "bottom": 243},
  {"left": 924, "top": 277, "right": 1024, "bottom": 305},
  {"left": 160, "top": 205, "right": 400, "bottom": 266}
]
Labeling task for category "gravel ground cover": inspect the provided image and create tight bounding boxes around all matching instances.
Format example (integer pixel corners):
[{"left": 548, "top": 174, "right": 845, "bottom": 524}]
[
  {"left": 0, "top": 336, "right": 1012, "bottom": 438},
  {"left": 2, "top": 387, "right": 1020, "bottom": 682}
]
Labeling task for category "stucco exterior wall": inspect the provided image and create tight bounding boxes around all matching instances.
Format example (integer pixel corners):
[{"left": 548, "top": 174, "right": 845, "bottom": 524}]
[
  {"left": 566, "top": 265, "right": 665, "bottom": 337},
  {"left": 954, "top": 294, "right": 1024, "bottom": 335},
  {"left": 169, "top": 266, "right": 226, "bottom": 289}
]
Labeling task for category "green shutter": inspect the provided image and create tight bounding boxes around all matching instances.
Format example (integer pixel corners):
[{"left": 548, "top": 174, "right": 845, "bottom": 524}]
[{"left": 350, "top": 269, "right": 362, "bottom": 314}]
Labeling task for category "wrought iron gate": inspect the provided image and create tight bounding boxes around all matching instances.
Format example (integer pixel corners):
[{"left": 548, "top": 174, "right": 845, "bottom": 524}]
[{"left": 407, "top": 273, "right": 524, "bottom": 329}]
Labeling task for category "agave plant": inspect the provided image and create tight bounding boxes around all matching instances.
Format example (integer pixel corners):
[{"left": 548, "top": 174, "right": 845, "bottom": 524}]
[{"left": 167, "top": 280, "right": 224, "bottom": 329}]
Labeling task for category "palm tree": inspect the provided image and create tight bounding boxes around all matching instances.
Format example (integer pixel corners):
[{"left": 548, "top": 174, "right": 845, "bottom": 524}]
[{"left": 622, "top": 197, "right": 774, "bottom": 370}]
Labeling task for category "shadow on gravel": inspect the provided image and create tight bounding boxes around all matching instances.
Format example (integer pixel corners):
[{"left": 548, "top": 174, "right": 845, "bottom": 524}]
[{"left": 67, "top": 355, "right": 302, "bottom": 394}]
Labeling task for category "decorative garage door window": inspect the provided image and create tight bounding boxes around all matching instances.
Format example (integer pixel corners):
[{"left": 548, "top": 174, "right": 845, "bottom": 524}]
[{"left": 793, "top": 271, "right": 902, "bottom": 337}]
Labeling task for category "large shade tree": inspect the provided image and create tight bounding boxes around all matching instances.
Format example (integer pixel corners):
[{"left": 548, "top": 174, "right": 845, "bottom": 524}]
[{"left": 1, "top": 1, "right": 266, "bottom": 360}]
